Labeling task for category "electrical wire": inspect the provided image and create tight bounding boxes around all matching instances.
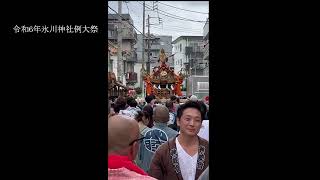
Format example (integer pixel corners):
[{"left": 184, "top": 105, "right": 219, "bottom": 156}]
[
  {"left": 108, "top": 13, "right": 138, "bottom": 42},
  {"left": 126, "top": 2, "right": 143, "bottom": 21},
  {"left": 124, "top": 1, "right": 130, "bottom": 14},
  {"left": 158, "top": 1, "right": 208, "bottom": 14},
  {"left": 137, "top": 1, "right": 206, "bottom": 23},
  {"left": 145, "top": 3, "right": 206, "bottom": 22},
  {"left": 144, "top": 2, "right": 207, "bottom": 23},
  {"left": 108, "top": 6, "right": 148, "bottom": 39},
  {"left": 151, "top": 25, "right": 202, "bottom": 32},
  {"left": 151, "top": 26, "right": 202, "bottom": 34}
]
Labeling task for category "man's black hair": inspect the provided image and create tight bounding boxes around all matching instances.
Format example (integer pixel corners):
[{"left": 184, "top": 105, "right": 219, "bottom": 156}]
[
  {"left": 145, "top": 95, "right": 154, "bottom": 103},
  {"left": 165, "top": 100, "right": 174, "bottom": 109},
  {"left": 135, "top": 110, "right": 151, "bottom": 123},
  {"left": 177, "top": 101, "right": 203, "bottom": 121},
  {"left": 127, "top": 97, "right": 137, "bottom": 107},
  {"left": 114, "top": 96, "right": 126, "bottom": 113},
  {"left": 143, "top": 105, "right": 154, "bottom": 128},
  {"left": 150, "top": 94, "right": 156, "bottom": 99},
  {"left": 197, "top": 100, "right": 208, "bottom": 120},
  {"left": 170, "top": 95, "right": 177, "bottom": 101},
  {"left": 113, "top": 104, "right": 121, "bottom": 113}
]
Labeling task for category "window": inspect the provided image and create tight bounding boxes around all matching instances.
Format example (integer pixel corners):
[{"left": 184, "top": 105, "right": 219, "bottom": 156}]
[
  {"left": 197, "top": 82, "right": 209, "bottom": 91},
  {"left": 110, "top": 30, "right": 116, "bottom": 37},
  {"left": 127, "top": 62, "right": 134, "bottom": 72},
  {"left": 108, "top": 30, "right": 116, "bottom": 37},
  {"left": 180, "top": 44, "right": 182, "bottom": 52},
  {"left": 108, "top": 59, "right": 113, "bottom": 72}
]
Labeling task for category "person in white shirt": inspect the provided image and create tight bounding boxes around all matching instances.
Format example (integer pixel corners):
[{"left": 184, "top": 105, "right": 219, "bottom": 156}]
[
  {"left": 149, "top": 101, "right": 209, "bottom": 180},
  {"left": 119, "top": 97, "right": 140, "bottom": 118},
  {"left": 165, "top": 100, "right": 176, "bottom": 126},
  {"left": 198, "top": 119, "right": 209, "bottom": 141}
]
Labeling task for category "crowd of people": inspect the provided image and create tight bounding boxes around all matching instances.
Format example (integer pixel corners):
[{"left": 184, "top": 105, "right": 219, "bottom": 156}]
[{"left": 108, "top": 94, "right": 210, "bottom": 180}]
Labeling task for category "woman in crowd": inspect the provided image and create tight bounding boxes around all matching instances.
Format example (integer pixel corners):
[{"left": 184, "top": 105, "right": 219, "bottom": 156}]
[{"left": 135, "top": 110, "right": 151, "bottom": 134}]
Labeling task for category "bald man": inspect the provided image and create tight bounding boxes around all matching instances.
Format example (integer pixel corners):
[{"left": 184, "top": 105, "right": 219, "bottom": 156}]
[
  {"left": 136, "top": 105, "right": 178, "bottom": 173},
  {"left": 108, "top": 115, "right": 156, "bottom": 180}
]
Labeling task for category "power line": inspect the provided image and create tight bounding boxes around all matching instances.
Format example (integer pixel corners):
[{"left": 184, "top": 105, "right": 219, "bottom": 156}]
[
  {"left": 109, "top": 3, "right": 202, "bottom": 51},
  {"left": 108, "top": 6, "right": 148, "bottom": 39},
  {"left": 137, "top": 1, "right": 206, "bottom": 23},
  {"left": 153, "top": 27, "right": 202, "bottom": 35},
  {"left": 125, "top": 1, "right": 141, "bottom": 22},
  {"left": 124, "top": 1, "right": 145, "bottom": 32},
  {"left": 163, "top": 24, "right": 203, "bottom": 29},
  {"left": 144, "top": 2, "right": 207, "bottom": 23},
  {"left": 108, "top": 7, "right": 140, "bottom": 34},
  {"left": 152, "top": 24, "right": 203, "bottom": 31},
  {"left": 124, "top": 1, "right": 130, "bottom": 14},
  {"left": 158, "top": 1, "right": 208, "bottom": 14},
  {"left": 127, "top": 2, "right": 142, "bottom": 20},
  {"left": 151, "top": 26, "right": 202, "bottom": 34},
  {"left": 134, "top": 34, "right": 174, "bottom": 48},
  {"left": 108, "top": 13, "right": 131, "bottom": 29},
  {"left": 156, "top": 10, "right": 205, "bottom": 23},
  {"left": 127, "top": 2, "right": 204, "bottom": 40}
]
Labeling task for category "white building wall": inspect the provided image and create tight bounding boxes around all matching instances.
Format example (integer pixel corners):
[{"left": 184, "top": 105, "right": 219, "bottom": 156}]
[
  {"left": 122, "top": 41, "right": 132, "bottom": 52},
  {"left": 109, "top": 55, "right": 118, "bottom": 78},
  {"left": 173, "top": 39, "right": 187, "bottom": 74},
  {"left": 108, "top": 55, "right": 126, "bottom": 84},
  {"left": 134, "top": 63, "right": 142, "bottom": 88}
]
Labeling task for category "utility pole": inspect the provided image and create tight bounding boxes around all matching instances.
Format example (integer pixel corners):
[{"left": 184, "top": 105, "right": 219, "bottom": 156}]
[
  {"left": 141, "top": 1, "right": 145, "bottom": 97},
  {"left": 147, "top": 14, "right": 151, "bottom": 73},
  {"left": 142, "top": 1, "right": 145, "bottom": 70},
  {"left": 117, "top": 1, "right": 123, "bottom": 83}
]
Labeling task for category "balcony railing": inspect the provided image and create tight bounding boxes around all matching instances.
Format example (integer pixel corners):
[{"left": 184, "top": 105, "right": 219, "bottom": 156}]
[
  {"left": 203, "top": 43, "right": 209, "bottom": 60},
  {"left": 150, "top": 44, "right": 163, "bottom": 50},
  {"left": 107, "top": 27, "right": 137, "bottom": 41},
  {"left": 122, "top": 28, "right": 137, "bottom": 40},
  {"left": 125, "top": 72, "right": 137, "bottom": 84},
  {"left": 185, "top": 46, "right": 203, "bottom": 55},
  {"left": 126, "top": 51, "right": 137, "bottom": 62}
]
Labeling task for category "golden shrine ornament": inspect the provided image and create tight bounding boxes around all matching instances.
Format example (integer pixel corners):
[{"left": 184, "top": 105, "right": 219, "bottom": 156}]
[{"left": 160, "top": 71, "right": 167, "bottom": 76}]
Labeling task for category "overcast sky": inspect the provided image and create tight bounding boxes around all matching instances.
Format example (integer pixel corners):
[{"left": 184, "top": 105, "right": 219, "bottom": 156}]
[{"left": 108, "top": 1, "right": 209, "bottom": 41}]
